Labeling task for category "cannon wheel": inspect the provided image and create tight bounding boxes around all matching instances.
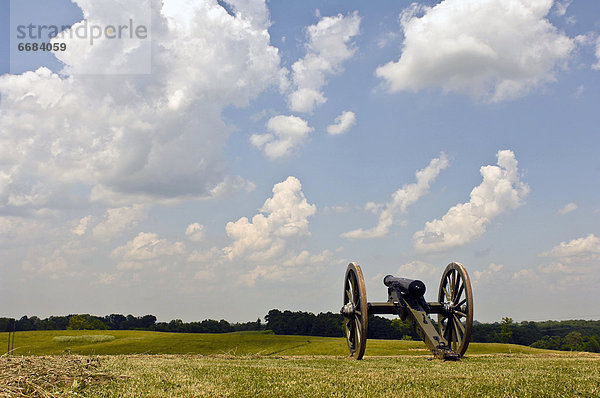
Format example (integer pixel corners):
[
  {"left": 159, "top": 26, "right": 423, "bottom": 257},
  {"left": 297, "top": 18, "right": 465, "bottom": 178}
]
[
  {"left": 342, "top": 263, "right": 368, "bottom": 359},
  {"left": 437, "top": 262, "right": 473, "bottom": 357}
]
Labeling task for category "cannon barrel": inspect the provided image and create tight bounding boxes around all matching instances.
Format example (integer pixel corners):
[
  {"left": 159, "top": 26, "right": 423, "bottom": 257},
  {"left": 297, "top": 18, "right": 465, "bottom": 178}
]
[{"left": 383, "top": 275, "right": 426, "bottom": 298}]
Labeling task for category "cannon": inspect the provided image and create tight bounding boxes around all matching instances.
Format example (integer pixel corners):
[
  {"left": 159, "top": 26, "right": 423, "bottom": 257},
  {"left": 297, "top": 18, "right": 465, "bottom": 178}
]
[{"left": 340, "top": 262, "right": 473, "bottom": 360}]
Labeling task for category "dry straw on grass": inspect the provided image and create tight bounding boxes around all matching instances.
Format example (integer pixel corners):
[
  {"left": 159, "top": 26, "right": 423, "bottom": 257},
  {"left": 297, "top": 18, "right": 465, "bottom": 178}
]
[
  {"left": 52, "top": 335, "right": 116, "bottom": 344},
  {"left": 0, "top": 355, "right": 119, "bottom": 397}
]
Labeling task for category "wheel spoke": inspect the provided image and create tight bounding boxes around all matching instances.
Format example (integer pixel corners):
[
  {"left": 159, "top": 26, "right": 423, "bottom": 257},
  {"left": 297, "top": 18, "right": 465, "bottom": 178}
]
[
  {"left": 450, "top": 321, "right": 456, "bottom": 342},
  {"left": 455, "top": 310, "right": 467, "bottom": 318},
  {"left": 450, "top": 270, "right": 456, "bottom": 293},
  {"left": 444, "top": 318, "right": 452, "bottom": 342},
  {"left": 452, "top": 274, "right": 461, "bottom": 300},
  {"left": 352, "top": 278, "right": 360, "bottom": 306},
  {"left": 348, "top": 281, "right": 354, "bottom": 301},
  {"left": 456, "top": 298, "right": 467, "bottom": 308},
  {"left": 453, "top": 314, "right": 465, "bottom": 336},
  {"left": 453, "top": 319, "right": 463, "bottom": 344},
  {"left": 346, "top": 321, "right": 353, "bottom": 347},
  {"left": 443, "top": 286, "right": 451, "bottom": 301},
  {"left": 345, "top": 288, "right": 352, "bottom": 303},
  {"left": 453, "top": 283, "right": 464, "bottom": 305}
]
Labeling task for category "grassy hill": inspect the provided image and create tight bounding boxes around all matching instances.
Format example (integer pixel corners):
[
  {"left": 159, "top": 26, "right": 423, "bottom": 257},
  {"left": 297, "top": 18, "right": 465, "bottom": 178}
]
[
  {"left": 3, "top": 329, "right": 549, "bottom": 356},
  {"left": 2, "top": 352, "right": 599, "bottom": 397},
  {"left": 2, "top": 330, "right": 599, "bottom": 397}
]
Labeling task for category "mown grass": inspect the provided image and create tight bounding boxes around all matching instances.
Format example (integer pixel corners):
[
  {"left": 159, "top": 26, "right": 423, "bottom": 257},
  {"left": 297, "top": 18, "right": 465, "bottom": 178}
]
[
  {"left": 1, "top": 330, "right": 548, "bottom": 357},
  {"left": 52, "top": 335, "right": 116, "bottom": 344},
  {"left": 1, "top": 331, "right": 598, "bottom": 397},
  {"left": 2, "top": 353, "right": 599, "bottom": 397}
]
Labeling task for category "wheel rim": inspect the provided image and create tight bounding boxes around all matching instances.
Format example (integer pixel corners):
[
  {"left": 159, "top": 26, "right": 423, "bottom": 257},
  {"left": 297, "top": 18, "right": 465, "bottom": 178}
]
[
  {"left": 342, "top": 263, "right": 368, "bottom": 359},
  {"left": 437, "top": 262, "right": 473, "bottom": 357}
]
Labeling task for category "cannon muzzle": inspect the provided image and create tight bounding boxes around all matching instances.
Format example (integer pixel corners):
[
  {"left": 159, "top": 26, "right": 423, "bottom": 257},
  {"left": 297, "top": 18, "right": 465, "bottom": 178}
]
[{"left": 384, "top": 275, "right": 426, "bottom": 298}]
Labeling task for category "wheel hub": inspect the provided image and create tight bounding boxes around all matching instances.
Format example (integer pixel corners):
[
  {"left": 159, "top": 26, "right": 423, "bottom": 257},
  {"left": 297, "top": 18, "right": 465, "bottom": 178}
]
[
  {"left": 442, "top": 301, "right": 454, "bottom": 314},
  {"left": 340, "top": 302, "right": 356, "bottom": 318},
  {"left": 442, "top": 301, "right": 468, "bottom": 314}
]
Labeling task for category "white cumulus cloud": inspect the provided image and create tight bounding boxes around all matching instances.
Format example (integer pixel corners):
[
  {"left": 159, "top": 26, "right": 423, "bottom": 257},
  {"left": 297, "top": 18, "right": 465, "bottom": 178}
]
[
  {"left": 376, "top": 0, "right": 575, "bottom": 102},
  {"left": 541, "top": 234, "right": 600, "bottom": 258},
  {"left": 72, "top": 215, "right": 94, "bottom": 236},
  {"left": 239, "top": 249, "right": 333, "bottom": 287},
  {"left": 0, "top": 0, "right": 283, "bottom": 211},
  {"left": 556, "top": 202, "right": 577, "bottom": 215},
  {"left": 185, "top": 223, "right": 205, "bottom": 242},
  {"left": 513, "top": 234, "right": 600, "bottom": 284},
  {"left": 112, "top": 232, "right": 185, "bottom": 269},
  {"left": 395, "top": 260, "right": 439, "bottom": 279},
  {"left": 250, "top": 115, "right": 314, "bottom": 159},
  {"left": 553, "top": 0, "right": 572, "bottom": 17},
  {"left": 223, "top": 176, "right": 316, "bottom": 262},
  {"left": 414, "top": 150, "right": 529, "bottom": 252},
  {"left": 181, "top": 176, "right": 333, "bottom": 287},
  {"left": 327, "top": 111, "right": 356, "bottom": 135},
  {"left": 593, "top": 37, "right": 600, "bottom": 70},
  {"left": 472, "top": 263, "right": 504, "bottom": 284},
  {"left": 92, "top": 205, "right": 148, "bottom": 240},
  {"left": 342, "top": 153, "right": 449, "bottom": 239},
  {"left": 288, "top": 12, "right": 361, "bottom": 113}
]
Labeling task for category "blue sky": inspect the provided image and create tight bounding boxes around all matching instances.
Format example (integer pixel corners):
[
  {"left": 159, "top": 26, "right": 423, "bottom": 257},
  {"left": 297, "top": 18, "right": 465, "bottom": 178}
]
[{"left": 1, "top": 0, "right": 599, "bottom": 323}]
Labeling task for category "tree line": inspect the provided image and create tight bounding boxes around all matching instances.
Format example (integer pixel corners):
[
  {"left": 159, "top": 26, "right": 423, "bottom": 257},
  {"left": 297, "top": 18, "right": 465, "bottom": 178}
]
[
  {"left": 0, "top": 314, "right": 262, "bottom": 334},
  {"left": 2, "top": 311, "right": 599, "bottom": 353},
  {"left": 264, "top": 311, "right": 600, "bottom": 353},
  {"left": 263, "top": 309, "right": 419, "bottom": 340},
  {"left": 474, "top": 317, "right": 600, "bottom": 353}
]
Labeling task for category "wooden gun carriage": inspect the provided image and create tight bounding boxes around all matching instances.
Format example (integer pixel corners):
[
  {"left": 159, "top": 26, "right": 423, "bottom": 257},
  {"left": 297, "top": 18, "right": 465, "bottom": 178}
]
[{"left": 340, "top": 262, "right": 473, "bottom": 360}]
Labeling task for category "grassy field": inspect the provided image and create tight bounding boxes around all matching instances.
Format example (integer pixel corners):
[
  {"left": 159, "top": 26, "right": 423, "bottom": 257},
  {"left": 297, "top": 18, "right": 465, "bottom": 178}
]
[
  {"left": 2, "top": 353, "right": 599, "bottom": 397},
  {"left": 1, "top": 331, "right": 599, "bottom": 397},
  {"left": 1, "top": 329, "right": 548, "bottom": 356}
]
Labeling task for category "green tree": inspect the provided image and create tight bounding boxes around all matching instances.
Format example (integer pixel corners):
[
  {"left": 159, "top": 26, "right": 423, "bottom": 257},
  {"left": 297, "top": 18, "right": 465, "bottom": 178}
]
[
  {"left": 141, "top": 315, "right": 157, "bottom": 329},
  {"left": 582, "top": 336, "right": 600, "bottom": 353},
  {"left": 310, "top": 312, "right": 343, "bottom": 337},
  {"left": 391, "top": 318, "right": 413, "bottom": 339},
  {"left": 68, "top": 315, "right": 93, "bottom": 330},
  {"left": 562, "top": 331, "right": 584, "bottom": 351},
  {"left": 90, "top": 318, "right": 108, "bottom": 330},
  {"left": 500, "top": 317, "right": 513, "bottom": 343}
]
